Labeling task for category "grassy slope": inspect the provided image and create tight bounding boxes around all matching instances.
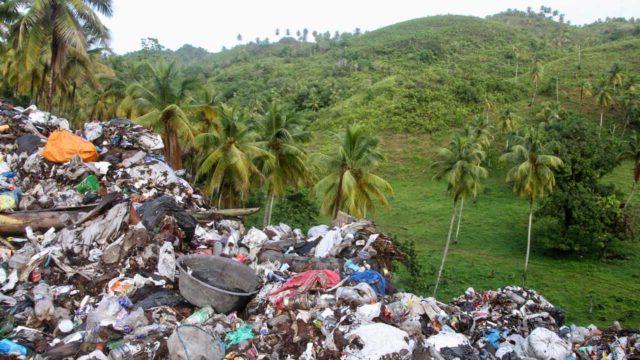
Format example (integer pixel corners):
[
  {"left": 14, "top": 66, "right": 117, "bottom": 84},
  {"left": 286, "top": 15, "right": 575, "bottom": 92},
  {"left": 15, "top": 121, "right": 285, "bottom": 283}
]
[{"left": 371, "top": 134, "right": 640, "bottom": 327}]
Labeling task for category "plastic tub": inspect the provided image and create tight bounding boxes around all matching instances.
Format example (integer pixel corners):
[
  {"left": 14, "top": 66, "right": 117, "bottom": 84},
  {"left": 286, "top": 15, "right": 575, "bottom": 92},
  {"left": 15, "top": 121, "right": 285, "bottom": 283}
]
[{"left": 176, "top": 254, "right": 261, "bottom": 313}]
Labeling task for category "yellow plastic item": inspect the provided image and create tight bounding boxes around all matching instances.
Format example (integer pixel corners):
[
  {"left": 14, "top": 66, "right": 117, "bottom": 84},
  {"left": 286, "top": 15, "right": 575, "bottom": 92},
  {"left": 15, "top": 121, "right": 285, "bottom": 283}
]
[{"left": 41, "top": 130, "right": 98, "bottom": 163}]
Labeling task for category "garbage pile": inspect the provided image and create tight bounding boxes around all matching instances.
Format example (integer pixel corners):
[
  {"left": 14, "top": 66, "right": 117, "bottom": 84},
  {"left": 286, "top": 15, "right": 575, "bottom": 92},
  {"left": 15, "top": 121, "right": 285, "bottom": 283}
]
[{"left": 0, "top": 101, "right": 637, "bottom": 359}]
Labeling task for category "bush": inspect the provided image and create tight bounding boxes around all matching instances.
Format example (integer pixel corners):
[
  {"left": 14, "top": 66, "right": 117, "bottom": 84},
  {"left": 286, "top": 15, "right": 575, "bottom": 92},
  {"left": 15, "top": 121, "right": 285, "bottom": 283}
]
[{"left": 537, "top": 117, "right": 635, "bottom": 257}]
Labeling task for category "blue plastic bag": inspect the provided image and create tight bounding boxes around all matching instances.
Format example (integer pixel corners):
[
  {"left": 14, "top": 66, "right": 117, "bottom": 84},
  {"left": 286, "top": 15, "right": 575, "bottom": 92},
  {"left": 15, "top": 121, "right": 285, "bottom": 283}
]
[
  {"left": 0, "top": 339, "right": 28, "bottom": 356},
  {"left": 348, "top": 270, "right": 386, "bottom": 296}
]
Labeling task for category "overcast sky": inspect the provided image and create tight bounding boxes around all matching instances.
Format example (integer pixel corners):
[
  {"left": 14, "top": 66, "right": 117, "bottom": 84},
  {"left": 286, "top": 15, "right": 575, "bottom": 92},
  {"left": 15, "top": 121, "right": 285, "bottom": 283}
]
[{"left": 100, "top": 0, "right": 639, "bottom": 54}]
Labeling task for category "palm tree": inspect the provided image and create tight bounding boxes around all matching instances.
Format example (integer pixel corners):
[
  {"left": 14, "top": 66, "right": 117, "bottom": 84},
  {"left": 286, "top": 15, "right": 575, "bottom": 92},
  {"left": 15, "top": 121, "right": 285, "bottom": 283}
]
[
  {"left": 608, "top": 63, "right": 624, "bottom": 90},
  {"left": 18, "top": 0, "right": 113, "bottom": 112},
  {"left": 432, "top": 134, "right": 488, "bottom": 296},
  {"left": 501, "top": 126, "right": 563, "bottom": 285},
  {"left": 512, "top": 46, "right": 521, "bottom": 82},
  {"left": 620, "top": 131, "right": 640, "bottom": 209},
  {"left": 536, "top": 101, "right": 564, "bottom": 124},
  {"left": 529, "top": 60, "right": 544, "bottom": 105},
  {"left": 195, "top": 105, "right": 268, "bottom": 208},
  {"left": 128, "top": 62, "right": 197, "bottom": 169},
  {"left": 498, "top": 107, "right": 519, "bottom": 134},
  {"left": 595, "top": 84, "right": 614, "bottom": 130},
  {"left": 578, "top": 80, "right": 592, "bottom": 107},
  {"left": 314, "top": 125, "right": 393, "bottom": 219},
  {"left": 483, "top": 97, "right": 496, "bottom": 121},
  {"left": 498, "top": 107, "right": 520, "bottom": 150},
  {"left": 467, "top": 116, "right": 493, "bottom": 149},
  {"left": 254, "top": 102, "right": 314, "bottom": 226}
]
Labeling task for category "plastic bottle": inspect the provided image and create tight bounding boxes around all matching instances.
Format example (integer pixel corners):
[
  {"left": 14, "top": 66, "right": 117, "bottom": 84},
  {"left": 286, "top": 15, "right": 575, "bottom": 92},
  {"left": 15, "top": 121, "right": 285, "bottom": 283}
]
[
  {"left": 126, "top": 323, "right": 174, "bottom": 340},
  {"left": 182, "top": 305, "right": 215, "bottom": 325},
  {"left": 33, "top": 283, "right": 54, "bottom": 322},
  {"left": 115, "top": 308, "right": 148, "bottom": 333},
  {"left": 0, "top": 339, "right": 28, "bottom": 357},
  {"left": 108, "top": 343, "right": 144, "bottom": 360}
]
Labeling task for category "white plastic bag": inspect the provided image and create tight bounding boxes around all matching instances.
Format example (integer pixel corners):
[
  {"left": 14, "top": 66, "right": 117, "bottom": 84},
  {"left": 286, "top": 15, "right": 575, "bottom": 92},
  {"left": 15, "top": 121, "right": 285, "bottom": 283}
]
[
  {"left": 158, "top": 242, "right": 176, "bottom": 281},
  {"left": 524, "top": 327, "right": 571, "bottom": 360}
]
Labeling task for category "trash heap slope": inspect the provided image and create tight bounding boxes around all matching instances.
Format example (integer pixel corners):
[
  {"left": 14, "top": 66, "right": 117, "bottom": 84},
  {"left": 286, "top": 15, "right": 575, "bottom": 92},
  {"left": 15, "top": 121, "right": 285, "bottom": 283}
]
[{"left": 0, "top": 101, "right": 636, "bottom": 359}]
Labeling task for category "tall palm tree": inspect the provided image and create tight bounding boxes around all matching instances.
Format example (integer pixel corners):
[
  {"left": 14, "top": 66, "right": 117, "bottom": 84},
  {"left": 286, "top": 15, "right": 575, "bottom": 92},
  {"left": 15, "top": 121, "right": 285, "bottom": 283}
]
[
  {"left": 254, "top": 102, "right": 314, "bottom": 226},
  {"left": 195, "top": 105, "right": 268, "bottom": 208},
  {"left": 498, "top": 107, "right": 519, "bottom": 151},
  {"left": 608, "top": 63, "right": 624, "bottom": 90},
  {"left": 578, "top": 80, "right": 592, "bottom": 107},
  {"left": 536, "top": 101, "right": 564, "bottom": 124},
  {"left": 432, "top": 134, "right": 488, "bottom": 296},
  {"left": 498, "top": 107, "right": 519, "bottom": 134},
  {"left": 466, "top": 116, "right": 493, "bottom": 149},
  {"left": 128, "top": 62, "right": 198, "bottom": 169},
  {"left": 529, "top": 60, "right": 544, "bottom": 105},
  {"left": 595, "top": 84, "right": 614, "bottom": 130},
  {"left": 620, "top": 131, "right": 640, "bottom": 209},
  {"left": 314, "top": 125, "right": 393, "bottom": 219},
  {"left": 501, "top": 126, "right": 563, "bottom": 285},
  {"left": 512, "top": 46, "right": 521, "bottom": 82},
  {"left": 18, "top": 0, "right": 113, "bottom": 112},
  {"left": 483, "top": 97, "right": 496, "bottom": 121}
]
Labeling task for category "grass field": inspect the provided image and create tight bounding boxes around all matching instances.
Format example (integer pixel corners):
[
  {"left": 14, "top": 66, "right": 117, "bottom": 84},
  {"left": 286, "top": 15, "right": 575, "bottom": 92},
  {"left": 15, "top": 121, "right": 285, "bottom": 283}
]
[{"left": 373, "top": 134, "right": 640, "bottom": 328}]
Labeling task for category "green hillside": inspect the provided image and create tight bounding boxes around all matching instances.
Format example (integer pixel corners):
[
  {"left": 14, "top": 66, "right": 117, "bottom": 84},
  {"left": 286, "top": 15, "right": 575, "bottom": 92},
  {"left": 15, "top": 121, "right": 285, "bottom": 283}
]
[{"left": 123, "top": 12, "right": 639, "bottom": 134}]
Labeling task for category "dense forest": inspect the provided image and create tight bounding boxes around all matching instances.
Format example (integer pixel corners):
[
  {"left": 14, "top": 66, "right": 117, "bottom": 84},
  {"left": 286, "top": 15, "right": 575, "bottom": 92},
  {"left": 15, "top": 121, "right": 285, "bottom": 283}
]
[{"left": 1, "top": 1, "right": 640, "bottom": 326}]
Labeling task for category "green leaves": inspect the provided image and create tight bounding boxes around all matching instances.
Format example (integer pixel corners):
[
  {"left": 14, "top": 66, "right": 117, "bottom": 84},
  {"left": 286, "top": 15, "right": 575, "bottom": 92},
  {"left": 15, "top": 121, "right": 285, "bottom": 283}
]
[
  {"left": 501, "top": 126, "right": 563, "bottom": 200},
  {"left": 433, "top": 133, "right": 488, "bottom": 201},
  {"left": 314, "top": 124, "right": 393, "bottom": 218}
]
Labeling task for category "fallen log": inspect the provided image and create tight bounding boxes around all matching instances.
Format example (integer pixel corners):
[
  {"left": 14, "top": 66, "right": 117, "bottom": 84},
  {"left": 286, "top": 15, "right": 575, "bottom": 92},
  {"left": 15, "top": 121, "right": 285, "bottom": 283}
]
[
  {"left": 190, "top": 207, "right": 260, "bottom": 221},
  {"left": 0, "top": 208, "right": 89, "bottom": 235}
]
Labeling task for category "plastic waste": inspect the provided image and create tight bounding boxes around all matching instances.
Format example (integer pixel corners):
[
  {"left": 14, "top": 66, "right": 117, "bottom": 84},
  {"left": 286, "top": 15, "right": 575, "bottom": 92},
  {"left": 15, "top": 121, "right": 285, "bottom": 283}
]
[
  {"left": 76, "top": 175, "right": 100, "bottom": 194},
  {"left": 0, "top": 339, "right": 28, "bottom": 357},
  {"left": 16, "top": 134, "right": 43, "bottom": 155},
  {"left": 348, "top": 270, "right": 386, "bottom": 296},
  {"left": 523, "top": 327, "right": 571, "bottom": 360},
  {"left": 41, "top": 130, "right": 98, "bottom": 163},
  {"left": 346, "top": 323, "right": 412, "bottom": 359},
  {"left": 138, "top": 195, "right": 197, "bottom": 240},
  {"left": 157, "top": 241, "right": 176, "bottom": 281},
  {"left": 336, "top": 282, "right": 377, "bottom": 305},
  {"left": 33, "top": 282, "right": 55, "bottom": 322},
  {"left": 182, "top": 305, "right": 215, "bottom": 325},
  {"left": 314, "top": 229, "right": 342, "bottom": 258},
  {"left": 225, "top": 324, "right": 254, "bottom": 346},
  {"left": 425, "top": 326, "right": 470, "bottom": 351},
  {"left": 168, "top": 325, "right": 224, "bottom": 360},
  {"left": 108, "top": 343, "right": 145, "bottom": 360},
  {"left": 114, "top": 307, "right": 148, "bottom": 333},
  {"left": 0, "top": 190, "right": 18, "bottom": 211}
]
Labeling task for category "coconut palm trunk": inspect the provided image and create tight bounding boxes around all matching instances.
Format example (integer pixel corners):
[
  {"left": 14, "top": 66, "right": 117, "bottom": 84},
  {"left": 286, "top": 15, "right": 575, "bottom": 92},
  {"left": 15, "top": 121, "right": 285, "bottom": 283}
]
[
  {"left": 515, "top": 62, "right": 518, "bottom": 82},
  {"left": 454, "top": 197, "right": 464, "bottom": 244},
  {"left": 434, "top": 199, "right": 457, "bottom": 297},
  {"left": 47, "top": 53, "right": 56, "bottom": 113},
  {"left": 263, "top": 191, "right": 275, "bottom": 227},
  {"left": 531, "top": 81, "right": 538, "bottom": 105},
  {"left": 599, "top": 108, "right": 604, "bottom": 129},
  {"left": 332, "top": 164, "right": 346, "bottom": 220},
  {"left": 523, "top": 197, "right": 534, "bottom": 286},
  {"left": 625, "top": 180, "right": 638, "bottom": 209}
]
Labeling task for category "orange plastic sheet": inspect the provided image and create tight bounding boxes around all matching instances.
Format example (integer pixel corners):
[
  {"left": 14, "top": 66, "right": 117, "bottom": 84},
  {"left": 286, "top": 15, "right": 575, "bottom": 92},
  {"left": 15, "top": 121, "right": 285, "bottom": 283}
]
[{"left": 41, "top": 130, "right": 98, "bottom": 163}]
